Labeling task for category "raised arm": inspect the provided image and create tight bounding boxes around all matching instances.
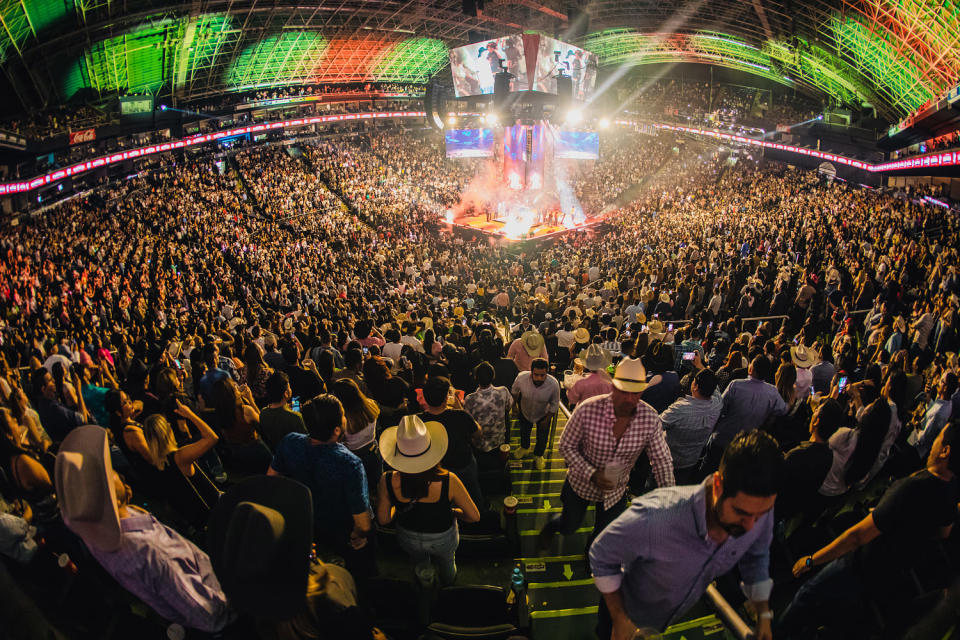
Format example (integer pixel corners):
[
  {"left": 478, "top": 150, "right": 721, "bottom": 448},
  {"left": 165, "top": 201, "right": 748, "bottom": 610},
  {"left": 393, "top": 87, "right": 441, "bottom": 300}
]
[{"left": 172, "top": 400, "right": 220, "bottom": 473}]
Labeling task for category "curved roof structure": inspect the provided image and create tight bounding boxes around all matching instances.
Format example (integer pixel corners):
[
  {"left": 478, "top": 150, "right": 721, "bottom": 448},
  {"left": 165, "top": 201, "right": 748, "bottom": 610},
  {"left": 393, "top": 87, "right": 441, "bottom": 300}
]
[{"left": 0, "top": 0, "right": 957, "bottom": 120}]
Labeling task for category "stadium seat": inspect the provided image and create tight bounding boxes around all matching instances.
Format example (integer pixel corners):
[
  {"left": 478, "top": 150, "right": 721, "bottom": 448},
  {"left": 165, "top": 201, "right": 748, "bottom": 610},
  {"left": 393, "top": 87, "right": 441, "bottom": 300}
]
[
  {"left": 366, "top": 576, "right": 425, "bottom": 639},
  {"left": 425, "top": 585, "right": 518, "bottom": 638}
]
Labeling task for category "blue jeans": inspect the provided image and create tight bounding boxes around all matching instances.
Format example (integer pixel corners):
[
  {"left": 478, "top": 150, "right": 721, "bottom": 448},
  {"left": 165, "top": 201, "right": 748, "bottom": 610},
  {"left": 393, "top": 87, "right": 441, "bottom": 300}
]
[
  {"left": 776, "top": 554, "right": 865, "bottom": 639},
  {"left": 397, "top": 522, "right": 459, "bottom": 586},
  {"left": 542, "top": 479, "right": 627, "bottom": 542}
]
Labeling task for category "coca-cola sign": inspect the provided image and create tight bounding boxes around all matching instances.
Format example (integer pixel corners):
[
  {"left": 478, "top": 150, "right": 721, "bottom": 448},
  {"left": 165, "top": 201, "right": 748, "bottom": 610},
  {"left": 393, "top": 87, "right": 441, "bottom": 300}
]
[{"left": 69, "top": 128, "right": 96, "bottom": 145}]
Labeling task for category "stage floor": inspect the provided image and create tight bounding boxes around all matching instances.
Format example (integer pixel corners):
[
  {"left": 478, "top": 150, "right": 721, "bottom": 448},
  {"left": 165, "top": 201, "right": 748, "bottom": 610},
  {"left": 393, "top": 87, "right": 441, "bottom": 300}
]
[{"left": 450, "top": 212, "right": 608, "bottom": 241}]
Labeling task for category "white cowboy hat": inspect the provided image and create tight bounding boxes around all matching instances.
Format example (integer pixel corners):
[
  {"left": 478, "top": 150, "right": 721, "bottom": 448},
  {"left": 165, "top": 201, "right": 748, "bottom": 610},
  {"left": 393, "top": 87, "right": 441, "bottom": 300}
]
[
  {"left": 612, "top": 357, "right": 648, "bottom": 392},
  {"left": 379, "top": 415, "right": 448, "bottom": 474},
  {"left": 579, "top": 343, "right": 612, "bottom": 371},
  {"left": 573, "top": 327, "right": 591, "bottom": 344},
  {"left": 55, "top": 426, "right": 122, "bottom": 552}
]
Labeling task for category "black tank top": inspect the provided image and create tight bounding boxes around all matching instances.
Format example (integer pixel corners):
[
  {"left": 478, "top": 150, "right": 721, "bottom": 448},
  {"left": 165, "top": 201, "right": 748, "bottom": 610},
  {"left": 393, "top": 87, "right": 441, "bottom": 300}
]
[{"left": 385, "top": 471, "right": 455, "bottom": 533}]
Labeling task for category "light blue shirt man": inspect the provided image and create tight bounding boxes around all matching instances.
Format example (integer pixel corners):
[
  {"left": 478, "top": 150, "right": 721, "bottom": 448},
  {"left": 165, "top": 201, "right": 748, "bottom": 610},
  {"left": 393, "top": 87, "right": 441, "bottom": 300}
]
[{"left": 590, "top": 479, "right": 774, "bottom": 631}]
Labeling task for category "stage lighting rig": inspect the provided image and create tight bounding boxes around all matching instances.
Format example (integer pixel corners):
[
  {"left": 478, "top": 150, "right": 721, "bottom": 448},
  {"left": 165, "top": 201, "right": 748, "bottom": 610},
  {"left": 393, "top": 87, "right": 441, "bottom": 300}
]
[{"left": 565, "top": 109, "right": 583, "bottom": 125}]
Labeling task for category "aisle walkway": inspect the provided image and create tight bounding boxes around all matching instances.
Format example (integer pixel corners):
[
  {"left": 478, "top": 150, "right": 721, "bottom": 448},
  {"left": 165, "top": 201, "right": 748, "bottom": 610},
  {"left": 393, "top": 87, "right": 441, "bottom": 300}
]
[
  {"left": 507, "top": 410, "right": 601, "bottom": 638},
  {"left": 507, "top": 410, "right": 733, "bottom": 640}
]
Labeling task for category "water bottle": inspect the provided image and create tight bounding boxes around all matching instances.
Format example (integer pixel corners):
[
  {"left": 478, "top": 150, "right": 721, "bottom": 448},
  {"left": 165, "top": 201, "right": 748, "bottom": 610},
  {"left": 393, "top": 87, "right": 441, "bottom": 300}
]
[
  {"left": 510, "top": 564, "right": 528, "bottom": 628},
  {"left": 510, "top": 565, "right": 525, "bottom": 595}
]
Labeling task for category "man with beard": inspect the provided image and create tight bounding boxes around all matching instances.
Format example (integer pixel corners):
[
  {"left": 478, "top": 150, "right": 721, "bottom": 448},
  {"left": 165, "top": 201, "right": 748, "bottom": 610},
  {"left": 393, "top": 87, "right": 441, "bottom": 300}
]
[{"left": 589, "top": 430, "right": 781, "bottom": 640}]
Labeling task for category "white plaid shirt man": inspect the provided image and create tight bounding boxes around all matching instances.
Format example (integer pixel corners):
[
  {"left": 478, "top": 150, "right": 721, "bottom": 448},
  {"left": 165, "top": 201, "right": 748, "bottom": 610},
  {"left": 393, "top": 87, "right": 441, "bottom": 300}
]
[{"left": 560, "top": 393, "right": 675, "bottom": 509}]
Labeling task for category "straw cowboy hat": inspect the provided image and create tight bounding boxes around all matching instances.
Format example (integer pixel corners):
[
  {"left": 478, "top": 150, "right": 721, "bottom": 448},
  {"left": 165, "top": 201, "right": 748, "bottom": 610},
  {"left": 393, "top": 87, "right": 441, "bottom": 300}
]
[
  {"left": 635, "top": 312, "right": 647, "bottom": 325},
  {"left": 207, "top": 476, "right": 313, "bottom": 621},
  {"left": 893, "top": 315, "right": 906, "bottom": 333},
  {"left": 380, "top": 415, "right": 448, "bottom": 474},
  {"left": 573, "top": 327, "right": 591, "bottom": 344},
  {"left": 579, "top": 343, "right": 612, "bottom": 371},
  {"left": 55, "top": 425, "right": 122, "bottom": 552},
  {"left": 646, "top": 319, "right": 666, "bottom": 340},
  {"left": 521, "top": 330, "right": 545, "bottom": 357},
  {"left": 790, "top": 344, "right": 818, "bottom": 369},
  {"left": 612, "top": 357, "right": 648, "bottom": 392},
  {"left": 659, "top": 291, "right": 671, "bottom": 304}
]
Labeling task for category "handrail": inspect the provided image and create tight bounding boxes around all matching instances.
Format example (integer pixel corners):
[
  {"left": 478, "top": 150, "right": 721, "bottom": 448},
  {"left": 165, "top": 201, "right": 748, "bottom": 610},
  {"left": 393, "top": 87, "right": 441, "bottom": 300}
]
[{"left": 705, "top": 584, "right": 753, "bottom": 640}]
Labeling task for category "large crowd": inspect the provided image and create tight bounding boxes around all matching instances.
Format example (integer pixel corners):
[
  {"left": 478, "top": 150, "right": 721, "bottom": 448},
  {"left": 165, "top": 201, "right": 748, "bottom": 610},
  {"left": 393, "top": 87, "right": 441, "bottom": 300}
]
[
  {"left": 619, "top": 78, "right": 822, "bottom": 131},
  {"left": 0, "top": 119, "right": 958, "bottom": 640}
]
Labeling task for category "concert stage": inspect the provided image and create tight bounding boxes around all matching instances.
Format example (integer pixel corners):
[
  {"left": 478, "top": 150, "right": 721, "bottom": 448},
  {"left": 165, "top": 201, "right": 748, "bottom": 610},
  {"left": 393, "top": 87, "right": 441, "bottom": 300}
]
[{"left": 448, "top": 209, "right": 611, "bottom": 241}]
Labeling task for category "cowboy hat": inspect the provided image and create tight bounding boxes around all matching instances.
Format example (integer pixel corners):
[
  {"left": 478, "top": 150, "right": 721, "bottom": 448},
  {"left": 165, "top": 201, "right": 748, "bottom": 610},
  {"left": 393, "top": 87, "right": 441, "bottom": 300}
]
[
  {"left": 579, "top": 344, "right": 611, "bottom": 371},
  {"left": 790, "top": 344, "right": 818, "bottom": 369},
  {"left": 380, "top": 415, "right": 448, "bottom": 474},
  {"left": 521, "top": 330, "right": 544, "bottom": 356},
  {"left": 659, "top": 292, "right": 671, "bottom": 304},
  {"left": 612, "top": 357, "right": 648, "bottom": 392},
  {"left": 55, "top": 426, "right": 122, "bottom": 552},
  {"left": 453, "top": 306, "right": 464, "bottom": 318},
  {"left": 646, "top": 319, "right": 666, "bottom": 339},
  {"left": 893, "top": 315, "right": 906, "bottom": 333},
  {"left": 573, "top": 327, "right": 591, "bottom": 344},
  {"left": 635, "top": 312, "right": 647, "bottom": 325},
  {"left": 207, "top": 476, "right": 313, "bottom": 621},
  {"left": 644, "top": 340, "right": 675, "bottom": 373}
]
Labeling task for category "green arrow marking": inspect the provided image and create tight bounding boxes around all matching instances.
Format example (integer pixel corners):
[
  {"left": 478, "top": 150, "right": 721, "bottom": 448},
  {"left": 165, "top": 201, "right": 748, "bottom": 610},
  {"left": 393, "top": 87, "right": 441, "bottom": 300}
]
[{"left": 562, "top": 564, "right": 573, "bottom": 580}]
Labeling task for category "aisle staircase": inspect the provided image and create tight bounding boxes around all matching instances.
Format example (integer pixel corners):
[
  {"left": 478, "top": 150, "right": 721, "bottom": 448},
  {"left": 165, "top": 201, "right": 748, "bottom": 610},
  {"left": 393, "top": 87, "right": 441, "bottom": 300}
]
[
  {"left": 506, "top": 409, "right": 734, "bottom": 640},
  {"left": 507, "top": 409, "right": 602, "bottom": 638}
]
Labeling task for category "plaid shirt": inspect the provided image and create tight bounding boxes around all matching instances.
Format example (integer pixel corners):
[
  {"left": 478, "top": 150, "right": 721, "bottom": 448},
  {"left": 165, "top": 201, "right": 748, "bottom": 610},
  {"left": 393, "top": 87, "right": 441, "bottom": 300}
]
[{"left": 560, "top": 394, "right": 675, "bottom": 509}]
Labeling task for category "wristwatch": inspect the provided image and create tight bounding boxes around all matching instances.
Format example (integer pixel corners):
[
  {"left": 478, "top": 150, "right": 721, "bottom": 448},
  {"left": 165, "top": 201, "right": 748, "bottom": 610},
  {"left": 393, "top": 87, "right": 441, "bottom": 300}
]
[
  {"left": 804, "top": 555, "right": 814, "bottom": 568},
  {"left": 759, "top": 611, "right": 774, "bottom": 621}
]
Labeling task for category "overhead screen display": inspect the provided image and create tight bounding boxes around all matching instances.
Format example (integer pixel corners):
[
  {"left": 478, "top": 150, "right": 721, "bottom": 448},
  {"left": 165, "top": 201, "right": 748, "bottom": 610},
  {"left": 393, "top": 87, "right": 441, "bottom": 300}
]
[
  {"left": 533, "top": 36, "right": 599, "bottom": 100},
  {"left": 449, "top": 34, "right": 528, "bottom": 97},
  {"left": 445, "top": 128, "right": 495, "bottom": 158},
  {"left": 556, "top": 131, "right": 599, "bottom": 160}
]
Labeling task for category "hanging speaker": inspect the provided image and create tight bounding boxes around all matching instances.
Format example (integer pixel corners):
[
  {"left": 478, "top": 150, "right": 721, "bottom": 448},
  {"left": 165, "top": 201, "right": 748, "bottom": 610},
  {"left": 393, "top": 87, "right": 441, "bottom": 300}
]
[
  {"left": 494, "top": 72, "right": 512, "bottom": 110},
  {"left": 557, "top": 75, "right": 573, "bottom": 108},
  {"left": 425, "top": 82, "right": 444, "bottom": 129}
]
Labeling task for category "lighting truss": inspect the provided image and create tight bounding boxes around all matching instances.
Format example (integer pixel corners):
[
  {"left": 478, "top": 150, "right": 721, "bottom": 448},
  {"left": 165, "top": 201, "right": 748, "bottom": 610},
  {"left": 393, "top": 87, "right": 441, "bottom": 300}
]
[{"left": 2, "top": 0, "right": 960, "bottom": 121}]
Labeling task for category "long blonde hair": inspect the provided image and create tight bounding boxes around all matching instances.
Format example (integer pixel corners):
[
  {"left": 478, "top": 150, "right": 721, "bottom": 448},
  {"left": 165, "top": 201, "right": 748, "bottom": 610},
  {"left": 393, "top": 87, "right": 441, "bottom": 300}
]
[{"left": 142, "top": 414, "right": 177, "bottom": 470}]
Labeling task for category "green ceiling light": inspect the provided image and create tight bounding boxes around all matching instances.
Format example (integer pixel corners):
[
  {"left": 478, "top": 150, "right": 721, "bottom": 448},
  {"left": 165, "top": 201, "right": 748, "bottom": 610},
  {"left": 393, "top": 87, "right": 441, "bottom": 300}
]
[
  {"left": 83, "top": 22, "right": 181, "bottom": 95},
  {"left": 0, "top": 0, "right": 72, "bottom": 63},
  {"left": 226, "top": 31, "right": 328, "bottom": 90},
  {"left": 583, "top": 29, "right": 788, "bottom": 86},
  {"left": 174, "top": 13, "right": 238, "bottom": 90},
  {"left": 762, "top": 39, "right": 863, "bottom": 105},
  {"left": 830, "top": 14, "right": 935, "bottom": 113},
  {"left": 370, "top": 37, "right": 447, "bottom": 83}
]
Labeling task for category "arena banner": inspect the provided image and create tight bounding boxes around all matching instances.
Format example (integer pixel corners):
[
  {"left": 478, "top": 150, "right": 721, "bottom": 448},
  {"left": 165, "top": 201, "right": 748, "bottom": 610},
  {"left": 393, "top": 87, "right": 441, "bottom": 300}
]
[{"left": 69, "top": 128, "right": 96, "bottom": 145}]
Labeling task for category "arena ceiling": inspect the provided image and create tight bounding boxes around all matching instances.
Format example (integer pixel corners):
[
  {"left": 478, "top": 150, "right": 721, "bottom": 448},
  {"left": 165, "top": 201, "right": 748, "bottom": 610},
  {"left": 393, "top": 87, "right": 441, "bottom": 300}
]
[{"left": 0, "top": 0, "right": 957, "bottom": 121}]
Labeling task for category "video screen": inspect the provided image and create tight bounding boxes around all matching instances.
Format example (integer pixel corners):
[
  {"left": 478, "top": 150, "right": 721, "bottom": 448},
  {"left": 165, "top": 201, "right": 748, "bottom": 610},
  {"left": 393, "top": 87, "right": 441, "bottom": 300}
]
[
  {"left": 533, "top": 36, "right": 599, "bottom": 101},
  {"left": 449, "top": 34, "right": 528, "bottom": 97},
  {"left": 556, "top": 130, "right": 599, "bottom": 160},
  {"left": 445, "top": 128, "right": 495, "bottom": 158}
]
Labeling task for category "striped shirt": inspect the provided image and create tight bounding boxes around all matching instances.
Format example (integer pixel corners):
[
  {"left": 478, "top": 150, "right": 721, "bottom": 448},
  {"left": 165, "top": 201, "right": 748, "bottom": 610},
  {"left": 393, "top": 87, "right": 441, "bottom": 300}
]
[{"left": 559, "top": 394, "right": 675, "bottom": 509}]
